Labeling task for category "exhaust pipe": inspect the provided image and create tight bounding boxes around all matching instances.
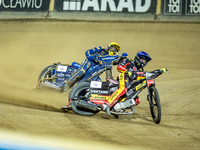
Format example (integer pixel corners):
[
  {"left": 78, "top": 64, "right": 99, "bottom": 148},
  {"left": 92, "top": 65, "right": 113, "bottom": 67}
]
[
  {"left": 77, "top": 101, "right": 99, "bottom": 112},
  {"left": 43, "top": 81, "right": 60, "bottom": 90}
]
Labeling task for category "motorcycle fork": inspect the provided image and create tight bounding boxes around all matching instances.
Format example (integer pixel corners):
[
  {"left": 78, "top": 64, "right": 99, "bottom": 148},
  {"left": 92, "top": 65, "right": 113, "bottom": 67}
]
[
  {"left": 147, "top": 88, "right": 151, "bottom": 103},
  {"left": 146, "top": 79, "right": 155, "bottom": 105}
]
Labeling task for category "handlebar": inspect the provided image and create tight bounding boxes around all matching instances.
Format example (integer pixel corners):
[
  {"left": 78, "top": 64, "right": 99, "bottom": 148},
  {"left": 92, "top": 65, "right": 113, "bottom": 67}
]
[{"left": 145, "top": 68, "right": 168, "bottom": 80}]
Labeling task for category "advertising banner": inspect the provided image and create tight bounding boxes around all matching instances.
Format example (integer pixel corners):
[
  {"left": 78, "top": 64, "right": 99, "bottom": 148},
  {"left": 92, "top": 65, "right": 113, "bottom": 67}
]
[
  {"left": 54, "top": 0, "right": 157, "bottom": 14},
  {"left": 186, "top": 0, "right": 200, "bottom": 15},
  {"left": 163, "top": 0, "right": 200, "bottom": 15},
  {"left": 0, "top": 0, "right": 50, "bottom": 11}
]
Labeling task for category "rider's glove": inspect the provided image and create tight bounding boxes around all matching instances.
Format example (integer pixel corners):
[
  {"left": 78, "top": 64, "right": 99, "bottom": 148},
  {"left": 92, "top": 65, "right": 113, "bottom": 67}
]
[
  {"left": 160, "top": 68, "right": 168, "bottom": 73},
  {"left": 94, "top": 46, "right": 102, "bottom": 53},
  {"left": 88, "top": 56, "right": 95, "bottom": 61},
  {"left": 122, "top": 53, "right": 128, "bottom": 57},
  {"left": 88, "top": 55, "right": 99, "bottom": 63}
]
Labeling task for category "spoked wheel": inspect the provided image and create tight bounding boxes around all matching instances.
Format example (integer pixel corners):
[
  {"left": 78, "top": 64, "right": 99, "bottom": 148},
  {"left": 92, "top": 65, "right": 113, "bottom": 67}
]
[
  {"left": 37, "top": 64, "right": 56, "bottom": 89},
  {"left": 69, "top": 82, "right": 99, "bottom": 116},
  {"left": 149, "top": 86, "right": 161, "bottom": 124},
  {"left": 38, "top": 65, "right": 56, "bottom": 81}
]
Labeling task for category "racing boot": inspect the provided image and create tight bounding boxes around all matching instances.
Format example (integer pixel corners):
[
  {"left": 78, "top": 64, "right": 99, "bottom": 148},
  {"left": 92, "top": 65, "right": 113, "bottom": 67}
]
[
  {"left": 102, "top": 103, "right": 111, "bottom": 115},
  {"left": 59, "top": 84, "right": 70, "bottom": 94},
  {"left": 64, "top": 84, "right": 70, "bottom": 94},
  {"left": 62, "top": 100, "right": 72, "bottom": 110}
]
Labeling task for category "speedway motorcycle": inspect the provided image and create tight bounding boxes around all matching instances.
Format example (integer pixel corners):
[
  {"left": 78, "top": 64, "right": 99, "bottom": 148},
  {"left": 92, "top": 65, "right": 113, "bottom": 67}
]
[
  {"left": 36, "top": 53, "right": 128, "bottom": 91},
  {"left": 69, "top": 69, "right": 168, "bottom": 124}
]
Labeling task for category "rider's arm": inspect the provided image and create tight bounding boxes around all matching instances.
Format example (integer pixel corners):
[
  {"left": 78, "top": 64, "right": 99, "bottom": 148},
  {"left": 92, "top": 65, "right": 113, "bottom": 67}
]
[
  {"left": 85, "top": 46, "right": 102, "bottom": 58},
  {"left": 113, "top": 57, "right": 123, "bottom": 66},
  {"left": 117, "top": 60, "right": 138, "bottom": 81},
  {"left": 149, "top": 69, "right": 167, "bottom": 78},
  {"left": 117, "top": 58, "right": 130, "bottom": 72},
  {"left": 117, "top": 64, "right": 127, "bottom": 73},
  {"left": 85, "top": 49, "right": 95, "bottom": 58},
  {"left": 136, "top": 69, "right": 167, "bottom": 80},
  {"left": 136, "top": 72, "right": 145, "bottom": 80}
]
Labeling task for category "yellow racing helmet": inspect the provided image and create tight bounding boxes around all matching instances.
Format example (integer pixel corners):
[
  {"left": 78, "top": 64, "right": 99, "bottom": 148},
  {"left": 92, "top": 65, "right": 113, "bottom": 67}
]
[{"left": 106, "top": 42, "right": 120, "bottom": 55}]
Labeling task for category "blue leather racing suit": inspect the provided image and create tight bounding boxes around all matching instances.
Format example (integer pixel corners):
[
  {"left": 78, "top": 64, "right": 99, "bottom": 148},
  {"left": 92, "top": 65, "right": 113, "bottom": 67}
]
[{"left": 64, "top": 46, "right": 108, "bottom": 87}]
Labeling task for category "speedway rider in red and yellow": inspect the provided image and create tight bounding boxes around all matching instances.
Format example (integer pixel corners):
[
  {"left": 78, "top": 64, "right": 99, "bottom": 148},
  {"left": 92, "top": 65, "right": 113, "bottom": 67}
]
[{"left": 102, "top": 51, "right": 152, "bottom": 115}]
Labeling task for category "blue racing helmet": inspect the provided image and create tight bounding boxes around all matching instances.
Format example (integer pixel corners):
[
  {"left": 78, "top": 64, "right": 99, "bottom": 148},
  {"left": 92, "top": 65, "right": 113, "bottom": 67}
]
[{"left": 134, "top": 51, "right": 151, "bottom": 70}]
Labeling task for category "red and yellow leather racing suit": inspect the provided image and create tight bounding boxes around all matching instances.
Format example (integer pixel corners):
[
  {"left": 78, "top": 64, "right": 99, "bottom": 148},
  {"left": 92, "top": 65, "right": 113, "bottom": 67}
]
[{"left": 106, "top": 58, "right": 141, "bottom": 107}]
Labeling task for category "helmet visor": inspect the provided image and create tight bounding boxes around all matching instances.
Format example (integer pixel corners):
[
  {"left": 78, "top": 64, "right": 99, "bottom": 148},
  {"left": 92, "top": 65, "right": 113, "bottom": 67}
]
[
  {"left": 140, "top": 59, "right": 147, "bottom": 66},
  {"left": 109, "top": 46, "right": 118, "bottom": 55}
]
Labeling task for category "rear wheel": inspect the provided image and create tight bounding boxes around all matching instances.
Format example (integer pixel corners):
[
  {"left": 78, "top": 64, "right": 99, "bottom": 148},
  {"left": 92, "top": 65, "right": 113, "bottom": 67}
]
[
  {"left": 69, "top": 82, "right": 99, "bottom": 116},
  {"left": 37, "top": 64, "right": 56, "bottom": 89},
  {"left": 38, "top": 65, "right": 56, "bottom": 81},
  {"left": 149, "top": 86, "right": 161, "bottom": 124}
]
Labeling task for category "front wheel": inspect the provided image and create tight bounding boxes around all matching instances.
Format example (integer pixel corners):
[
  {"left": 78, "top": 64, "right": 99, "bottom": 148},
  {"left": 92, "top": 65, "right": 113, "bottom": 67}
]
[
  {"left": 149, "top": 86, "right": 161, "bottom": 124},
  {"left": 69, "top": 82, "right": 99, "bottom": 116}
]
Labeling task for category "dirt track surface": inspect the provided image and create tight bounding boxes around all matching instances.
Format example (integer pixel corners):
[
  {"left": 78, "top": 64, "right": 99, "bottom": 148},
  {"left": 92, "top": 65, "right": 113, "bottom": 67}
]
[{"left": 0, "top": 21, "right": 200, "bottom": 150}]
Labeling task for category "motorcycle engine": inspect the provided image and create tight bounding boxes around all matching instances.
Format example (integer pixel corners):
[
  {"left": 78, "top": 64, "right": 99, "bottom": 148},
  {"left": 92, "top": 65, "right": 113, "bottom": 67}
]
[{"left": 113, "top": 98, "right": 135, "bottom": 112}]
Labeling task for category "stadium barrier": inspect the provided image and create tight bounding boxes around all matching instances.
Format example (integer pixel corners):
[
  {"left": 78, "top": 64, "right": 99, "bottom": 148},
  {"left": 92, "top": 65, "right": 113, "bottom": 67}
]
[
  {"left": 0, "top": 0, "right": 199, "bottom": 22},
  {"left": 157, "top": 0, "right": 200, "bottom": 22}
]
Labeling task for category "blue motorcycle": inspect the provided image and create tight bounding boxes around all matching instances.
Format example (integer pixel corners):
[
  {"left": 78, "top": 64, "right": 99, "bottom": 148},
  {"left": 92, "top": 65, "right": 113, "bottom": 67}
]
[{"left": 36, "top": 53, "right": 128, "bottom": 92}]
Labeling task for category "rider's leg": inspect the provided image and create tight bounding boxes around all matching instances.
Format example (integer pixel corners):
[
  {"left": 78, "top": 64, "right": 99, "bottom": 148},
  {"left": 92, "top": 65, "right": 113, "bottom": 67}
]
[
  {"left": 103, "top": 73, "right": 127, "bottom": 115},
  {"left": 64, "top": 69, "right": 85, "bottom": 86},
  {"left": 61, "top": 59, "right": 91, "bottom": 109},
  {"left": 64, "top": 59, "right": 91, "bottom": 88}
]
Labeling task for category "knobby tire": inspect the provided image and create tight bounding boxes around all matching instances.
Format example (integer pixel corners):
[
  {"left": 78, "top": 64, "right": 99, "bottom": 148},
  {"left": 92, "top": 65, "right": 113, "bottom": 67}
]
[
  {"left": 38, "top": 64, "right": 56, "bottom": 81},
  {"left": 149, "top": 86, "right": 161, "bottom": 124},
  {"left": 69, "top": 82, "right": 99, "bottom": 116}
]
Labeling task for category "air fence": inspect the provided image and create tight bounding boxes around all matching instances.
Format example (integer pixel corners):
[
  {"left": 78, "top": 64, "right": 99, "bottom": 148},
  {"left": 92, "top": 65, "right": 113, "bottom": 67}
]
[{"left": 0, "top": 0, "right": 199, "bottom": 22}]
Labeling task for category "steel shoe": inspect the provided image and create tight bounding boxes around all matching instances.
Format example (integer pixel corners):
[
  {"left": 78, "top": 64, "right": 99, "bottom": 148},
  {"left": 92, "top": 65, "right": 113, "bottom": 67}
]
[{"left": 102, "top": 104, "right": 111, "bottom": 115}]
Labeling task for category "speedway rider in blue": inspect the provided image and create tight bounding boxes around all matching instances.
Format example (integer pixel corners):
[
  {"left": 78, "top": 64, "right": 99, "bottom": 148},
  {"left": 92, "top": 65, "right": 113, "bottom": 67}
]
[{"left": 63, "top": 42, "right": 122, "bottom": 93}]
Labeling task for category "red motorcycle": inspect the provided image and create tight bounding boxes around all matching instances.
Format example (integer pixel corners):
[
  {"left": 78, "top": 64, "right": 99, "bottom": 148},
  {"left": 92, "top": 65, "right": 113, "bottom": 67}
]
[{"left": 68, "top": 69, "right": 168, "bottom": 124}]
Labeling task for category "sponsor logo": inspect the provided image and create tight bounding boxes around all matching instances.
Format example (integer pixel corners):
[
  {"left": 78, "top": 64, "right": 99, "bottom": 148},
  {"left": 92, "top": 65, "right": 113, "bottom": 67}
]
[
  {"left": 90, "top": 81, "right": 102, "bottom": 88},
  {"left": 136, "top": 80, "right": 146, "bottom": 91},
  {"left": 186, "top": 0, "right": 200, "bottom": 15},
  {"left": 57, "top": 77, "right": 65, "bottom": 80},
  {"left": 91, "top": 95, "right": 108, "bottom": 100},
  {"left": 65, "top": 74, "right": 71, "bottom": 77},
  {"left": 63, "top": 0, "right": 152, "bottom": 13},
  {"left": 92, "top": 65, "right": 99, "bottom": 69},
  {"left": 0, "top": 0, "right": 43, "bottom": 9},
  {"left": 57, "top": 73, "right": 65, "bottom": 77},
  {"left": 164, "top": 0, "right": 182, "bottom": 15},
  {"left": 102, "top": 57, "right": 115, "bottom": 60},
  {"left": 57, "top": 65, "right": 68, "bottom": 72},
  {"left": 91, "top": 90, "right": 109, "bottom": 94},
  {"left": 147, "top": 79, "right": 155, "bottom": 86},
  {"left": 108, "top": 78, "right": 118, "bottom": 84},
  {"left": 109, "top": 90, "right": 119, "bottom": 100},
  {"left": 91, "top": 68, "right": 104, "bottom": 76},
  {"left": 67, "top": 68, "right": 74, "bottom": 73}
]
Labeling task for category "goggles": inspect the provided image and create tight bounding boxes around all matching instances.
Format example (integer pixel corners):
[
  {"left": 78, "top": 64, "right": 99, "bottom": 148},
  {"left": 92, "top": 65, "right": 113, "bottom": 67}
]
[
  {"left": 109, "top": 46, "right": 118, "bottom": 55},
  {"left": 140, "top": 59, "right": 147, "bottom": 66}
]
